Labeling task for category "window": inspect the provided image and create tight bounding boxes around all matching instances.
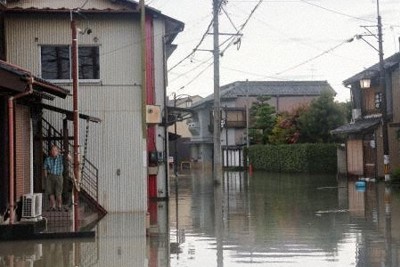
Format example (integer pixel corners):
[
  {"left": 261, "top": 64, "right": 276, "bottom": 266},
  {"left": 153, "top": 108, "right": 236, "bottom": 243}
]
[
  {"left": 41, "top": 45, "right": 100, "bottom": 80},
  {"left": 375, "top": 92, "right": 382, "bottom": 109}
]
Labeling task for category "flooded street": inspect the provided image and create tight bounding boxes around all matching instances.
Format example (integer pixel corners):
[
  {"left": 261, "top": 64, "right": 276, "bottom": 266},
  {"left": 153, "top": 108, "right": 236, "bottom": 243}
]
[
  {"left": 1, "top": 171, "right": 400, "bottom": 266},
  {"left": 169, "top": 171, "right": 400, "bottom": 266}
]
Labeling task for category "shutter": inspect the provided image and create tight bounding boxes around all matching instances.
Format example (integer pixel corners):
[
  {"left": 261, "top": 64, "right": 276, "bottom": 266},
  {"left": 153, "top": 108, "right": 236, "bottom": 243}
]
[{"left": 15, "top": 104, "right": 31, "bottom": 199}]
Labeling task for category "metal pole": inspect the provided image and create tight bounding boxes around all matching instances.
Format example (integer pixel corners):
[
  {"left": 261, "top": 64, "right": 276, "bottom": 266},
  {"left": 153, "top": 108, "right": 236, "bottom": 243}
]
[
  {"left": 71, "top": 14, "right": 80, "bottom": 231},
  {"left": 162, "top": 36, "right": 169, "bottom": 198},
  {"left": 173, "top": 93, "right": 178, "bottom": 177},
  {"left": 225, "top": 106, "right": 228, "bottom": 168},
  {"left": 246, "top": 79, "right": 250, "bottom": 150},
  {"left": 245, "top": 79, "right": 250, "bottom": 169},
  {"left": 213, "top": 0, "right": 222, "bottom": 183},
  {"left": 377, "top": 0, "right": 390, "bottom": 181}
]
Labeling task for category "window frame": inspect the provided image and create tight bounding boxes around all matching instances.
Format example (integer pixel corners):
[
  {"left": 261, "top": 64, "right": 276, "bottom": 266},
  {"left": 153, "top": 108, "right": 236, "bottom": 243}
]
[{"left": 40, "top": 44, "right": 101, "bottom": 84}]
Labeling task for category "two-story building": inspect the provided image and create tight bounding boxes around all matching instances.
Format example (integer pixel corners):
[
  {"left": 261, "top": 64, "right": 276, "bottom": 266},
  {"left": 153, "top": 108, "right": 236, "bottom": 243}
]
[
  {"left": 1, "top": 0, "right": 184, "bottom": 214},
  {"left": 189, "top": 80, "right": 336, "bottom": 169},
  {"left": 332, "top": 53, "right": 400, "bottom": 178}
]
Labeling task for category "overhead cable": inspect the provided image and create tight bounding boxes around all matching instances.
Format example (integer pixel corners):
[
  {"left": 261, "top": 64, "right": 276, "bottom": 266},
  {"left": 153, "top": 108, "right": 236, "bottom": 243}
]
[
  {"left": 276, "top": 38, "right": 353, "bottom": 75},
  {"left": 220, "top": 0, "right": 263, "bottom": 56}
]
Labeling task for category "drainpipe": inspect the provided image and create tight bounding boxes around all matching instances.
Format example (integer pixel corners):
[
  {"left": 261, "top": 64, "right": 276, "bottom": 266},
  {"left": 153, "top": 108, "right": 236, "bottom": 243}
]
[
  {"left": 162, "top": 35, "right": 169, "bottom": 198},
  {"left": 8, "top": 77, "right": 34, "bottom": 224},
  {"left": 71, "top": 12, "right": 80, "bottom": 231}
]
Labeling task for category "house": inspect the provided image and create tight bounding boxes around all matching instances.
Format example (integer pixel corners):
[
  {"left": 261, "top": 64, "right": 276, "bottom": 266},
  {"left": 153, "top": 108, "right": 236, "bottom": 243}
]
[
  {"left": 189, "top": 80, "right": 336, "bottom": 168},
  {"left": 0, "top": 0, "right": 184, "bottom": 214},
  {"left": 0, "top": 60, "right": 70, "bottom": 225},
  {"left": 332, "top": 53, "right": 400, "bottom": 178},
  {"left": 167, "top": 95, "right": 202, "bottom": 171}
]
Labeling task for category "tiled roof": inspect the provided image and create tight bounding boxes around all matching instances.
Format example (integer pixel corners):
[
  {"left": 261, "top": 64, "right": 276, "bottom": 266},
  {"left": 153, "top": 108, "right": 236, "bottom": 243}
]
[
  {"left": 193, "top": 80, "right": 335, "bottom": 108},
  {"left": 343, "top": 53, "right": 400, "bottom": 86},
  {"left": 331, "top": 118, "right": 381, "bottom": 135}
]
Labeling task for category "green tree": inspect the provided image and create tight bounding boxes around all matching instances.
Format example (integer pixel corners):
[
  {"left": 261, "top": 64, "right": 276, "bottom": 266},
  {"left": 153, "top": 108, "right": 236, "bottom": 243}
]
[
  {"left": 298, "top": 91, "right": 346, "bottom": 143},
  {"left": 269, "top": 105, "right": 307, "bottom": 144},
  {"left": 249, "top": 96, "right": 275, "bottom": 144}
]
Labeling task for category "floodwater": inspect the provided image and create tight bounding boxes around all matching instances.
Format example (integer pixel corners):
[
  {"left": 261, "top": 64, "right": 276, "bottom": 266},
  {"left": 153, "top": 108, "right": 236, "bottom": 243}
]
[{"left": 1, "top": 171, "right": 400, "bottom": 266}]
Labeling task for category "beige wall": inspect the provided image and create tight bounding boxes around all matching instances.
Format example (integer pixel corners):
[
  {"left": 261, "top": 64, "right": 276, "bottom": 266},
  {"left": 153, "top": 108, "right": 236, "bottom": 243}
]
[{"left": 235, "top": 95, "right": 318, "bottom": 113}]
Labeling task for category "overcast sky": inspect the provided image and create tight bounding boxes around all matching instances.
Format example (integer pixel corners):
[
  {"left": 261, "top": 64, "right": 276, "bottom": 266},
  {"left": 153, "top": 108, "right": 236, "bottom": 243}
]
[{"left": 150, "top": 0, "right": 400, "bottom": 102}]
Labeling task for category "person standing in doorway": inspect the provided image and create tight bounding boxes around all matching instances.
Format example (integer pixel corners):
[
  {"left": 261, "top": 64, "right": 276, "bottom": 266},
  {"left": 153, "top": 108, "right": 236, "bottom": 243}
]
[{"left": 44, "top": 145, "right": 69, "bottom": 211}]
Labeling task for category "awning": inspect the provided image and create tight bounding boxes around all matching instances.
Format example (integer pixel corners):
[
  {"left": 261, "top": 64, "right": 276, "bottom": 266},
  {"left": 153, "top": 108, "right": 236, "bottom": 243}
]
[
  {"left": 0, "top": 60, "right": 69, "bottom": 98},
  {"left": 40, "top": 103, "right": 101, "bottom": 123},
  {"left": 331, "top": 118, "right": 381, "bottom": 135}
]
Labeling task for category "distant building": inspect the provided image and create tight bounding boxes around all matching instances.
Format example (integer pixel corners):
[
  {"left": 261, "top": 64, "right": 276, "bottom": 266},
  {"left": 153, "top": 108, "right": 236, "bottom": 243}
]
[
  {"left": 167, "top": 95, "right": 202, "bottom": 172},
  {"left": 189, "top": 80, "right": 336, "bottom": 168},
  {"left": 332, "top": 53, "right": 400, "bottom": 178}
]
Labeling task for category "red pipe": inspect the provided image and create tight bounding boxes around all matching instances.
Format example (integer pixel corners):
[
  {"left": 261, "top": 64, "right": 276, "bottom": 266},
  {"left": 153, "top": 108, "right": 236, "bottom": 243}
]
[
  {"left": 8, "top": 77, "right": 33, "bottom": 224},
  {"left": 71, "top": 16, "right": 80, "bottom": 231}
]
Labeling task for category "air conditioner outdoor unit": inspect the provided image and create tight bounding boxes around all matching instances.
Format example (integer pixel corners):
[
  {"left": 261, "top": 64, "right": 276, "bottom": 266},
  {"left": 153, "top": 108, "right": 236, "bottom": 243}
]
[
  {"left": 22, "top": 193, "right": 43, "bottom": 218},
  {"left": 352, "top": 109, "right": 362, "bottom": 121}
]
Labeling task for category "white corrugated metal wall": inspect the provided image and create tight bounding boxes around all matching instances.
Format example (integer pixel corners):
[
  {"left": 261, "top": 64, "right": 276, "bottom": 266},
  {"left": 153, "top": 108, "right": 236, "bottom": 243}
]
[
  {"left": 4, "top": 12, "right": 160, "bottom": 212},
  {"left": 153, "top": 19, "right": 168, "bottom": 199}
]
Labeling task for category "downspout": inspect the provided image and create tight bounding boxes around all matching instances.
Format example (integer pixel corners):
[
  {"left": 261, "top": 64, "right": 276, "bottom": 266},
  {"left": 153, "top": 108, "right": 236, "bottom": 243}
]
[
  {"left": 162, "top": 35, "right": 169, "bottom": 198},
  {"left": 8, "top": 77, "right": 34, "bottom": 224}
]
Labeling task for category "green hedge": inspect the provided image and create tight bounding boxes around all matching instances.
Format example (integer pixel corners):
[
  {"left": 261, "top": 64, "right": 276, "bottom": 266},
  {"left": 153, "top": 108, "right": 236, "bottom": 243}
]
[{"left": 248, "top": 144, "right": 337, "bottom": 174}]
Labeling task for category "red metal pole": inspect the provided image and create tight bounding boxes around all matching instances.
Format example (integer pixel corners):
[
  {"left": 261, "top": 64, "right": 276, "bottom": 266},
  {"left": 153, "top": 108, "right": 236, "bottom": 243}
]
[
  {"left": 7, "top": 98, "right": 15, "bottom": 224},
  {"left": 71, "top": 16, "right": 80, "bottom": 230}
]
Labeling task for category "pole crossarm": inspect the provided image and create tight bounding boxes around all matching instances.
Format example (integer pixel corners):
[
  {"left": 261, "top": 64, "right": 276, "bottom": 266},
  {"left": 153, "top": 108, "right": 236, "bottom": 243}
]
[{"left": 166, "top": 106, "right": 194, "bottom": 124}]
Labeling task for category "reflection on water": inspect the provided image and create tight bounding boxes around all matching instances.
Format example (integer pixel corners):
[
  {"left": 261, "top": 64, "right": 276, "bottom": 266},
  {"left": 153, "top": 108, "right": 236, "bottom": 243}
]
[
  {"left": 169, "top": 172, "right": 400, "bottom": 267},
  {"left": 1, "top": 172, "right": 400, "bottom": 266}
]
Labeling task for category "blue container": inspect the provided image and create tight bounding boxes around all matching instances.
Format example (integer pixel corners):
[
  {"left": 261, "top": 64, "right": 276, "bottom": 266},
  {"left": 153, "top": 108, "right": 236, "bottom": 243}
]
[{"left": 355, "top": 180, "right": 366, "bottom": 192}]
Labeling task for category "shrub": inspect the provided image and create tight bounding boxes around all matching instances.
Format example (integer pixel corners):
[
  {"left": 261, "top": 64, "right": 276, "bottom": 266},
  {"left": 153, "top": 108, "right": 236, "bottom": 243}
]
[{"left": 248, "top": 143, "right": 337, "bottom": 174}]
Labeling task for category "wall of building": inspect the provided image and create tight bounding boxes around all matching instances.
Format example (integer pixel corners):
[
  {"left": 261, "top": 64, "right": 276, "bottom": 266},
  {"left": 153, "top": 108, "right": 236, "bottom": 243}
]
[
  {"left": 152, "top": 19, "right": 168, "bottom": 199},
  {"left": 4, "top": 12, "right": 166, "bottom": 212},
  {"left": 389, "top": 68, "right": 400, "bottom": 172}
]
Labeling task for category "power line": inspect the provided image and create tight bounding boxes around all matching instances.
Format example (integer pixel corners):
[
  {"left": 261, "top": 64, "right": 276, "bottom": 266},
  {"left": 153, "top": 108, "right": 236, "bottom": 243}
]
[
  {"left": 220, "top": 0, "right": 263, "bottom": 56},
  {"left": 169, "top": 57, "right": 213, "bottom": 83},
  {"left": 168, "top": 36, "right": 238, "bottom": 82},
  {"left": 276, "top": 38, "right": 352, "bottom": 75},
  {"left": 221, "top": 65, "right": 291, "bottom": 80},
  {"left": 168, "top": 18, "right": 214, "bottom": 72},
  {"left": 222, "top": 6, "right": 239, "bottom": 32},
  {"left": 299, "top": 0, "right": 375, "bottom": 23},
  {"left": 178, "top": 61, "right": 214, "bottom": 91}
]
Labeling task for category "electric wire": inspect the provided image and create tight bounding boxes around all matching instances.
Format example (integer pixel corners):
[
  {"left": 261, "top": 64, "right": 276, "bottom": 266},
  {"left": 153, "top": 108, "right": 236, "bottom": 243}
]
[
  {"left": 168, "top": 1, "right": 229, "bottom": 72},
  {"left": 168, "top": 18, "right": 214, "bottom": 72},
  {"left": 222, "top": 6, "right": 239, "bottom": 32},
  {"left": 168, "top": 36, "right": 237, "bottom": 83},
  {"left": 220, "top": 0, "right": 263, "bottom": 55},
  {"left": 169, "top": 1, "right": 264, "bottom": 88},
  {"left": 299, "top": 0, "right": 375, "bottom": 23},
  {"left": 276, "top": 38, "right": 352, "bottom": 75}
]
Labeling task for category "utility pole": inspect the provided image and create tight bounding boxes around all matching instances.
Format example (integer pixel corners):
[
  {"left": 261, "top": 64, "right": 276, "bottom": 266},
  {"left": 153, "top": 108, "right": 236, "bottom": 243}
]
[
  {"left": 377, "top": 0, "right": 390, "bottom": 181},
  {"left": 213, "top": 0, "right": 223, "bottom": 184}
]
